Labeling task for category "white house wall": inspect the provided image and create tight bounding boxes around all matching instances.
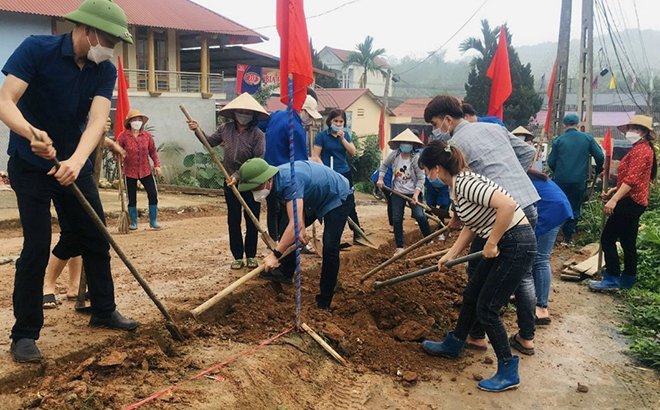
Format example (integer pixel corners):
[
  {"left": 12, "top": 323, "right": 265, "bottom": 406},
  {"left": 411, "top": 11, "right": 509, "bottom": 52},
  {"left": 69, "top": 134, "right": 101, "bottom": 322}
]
[{"left": 0, "top": 11, "right": 52, "bottom": 171}]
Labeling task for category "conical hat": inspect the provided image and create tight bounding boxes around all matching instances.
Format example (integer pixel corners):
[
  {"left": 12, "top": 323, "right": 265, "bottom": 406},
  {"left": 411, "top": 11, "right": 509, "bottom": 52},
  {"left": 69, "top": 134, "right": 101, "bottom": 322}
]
[
  {"left": 219, "top": 93, "right": 270, "bottom": 121},
  {"left": 617, "top": 115, "right": 657, "bottom": 140},
  {"left": 511, "top": 126, "right": 533, "bottom": 138},
  {"left": 388, "top": 128, "right": 424, "bottom": 149}
]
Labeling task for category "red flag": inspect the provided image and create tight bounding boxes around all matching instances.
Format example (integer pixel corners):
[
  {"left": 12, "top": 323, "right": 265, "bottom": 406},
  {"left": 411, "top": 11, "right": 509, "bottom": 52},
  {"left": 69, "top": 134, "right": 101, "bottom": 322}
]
[
  {"left": 420, "top": 128, "right": 426, "bottom": 145},
  {"left": 602, "top": 127, "right": 613, "bottom": 179},
  {"left": 378, "top": 106, "right": 385, "bottom": 150},
  {"left": 276, "top": 0, "right": 313, "bottom": 112},
  {"left": 114, "top": 56, "right": 130, "bottom": 138},
  {"left": 486, "top": 26, "right": 512, "bottom": 119},
  {"left": 544, "top": 60, "right": 557, "bottom": 137}
]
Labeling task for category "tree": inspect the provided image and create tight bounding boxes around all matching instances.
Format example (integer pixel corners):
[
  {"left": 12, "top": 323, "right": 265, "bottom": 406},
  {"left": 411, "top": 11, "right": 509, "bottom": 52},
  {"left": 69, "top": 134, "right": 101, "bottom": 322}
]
[
  {"left": 343, "top": 36, "right": 387, "bottom": 89},
  {"left": 460, "top": 20, "right": 542, "bottom": 129},
  {"left": 310, "top": 39, "right": 340, "bottom": 89}
]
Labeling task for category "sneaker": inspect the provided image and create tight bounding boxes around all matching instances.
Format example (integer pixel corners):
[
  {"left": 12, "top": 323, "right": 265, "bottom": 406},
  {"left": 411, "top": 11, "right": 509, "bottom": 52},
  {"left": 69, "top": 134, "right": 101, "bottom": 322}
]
[
  {"left": 393, "top": 248, "right": 405, "bottom": 257},
  {"left": 10, "top": 338, "right": 42, "bottom": 363},
  {"left": 89, "top": 310, "right": 140, "bottom": 331}
]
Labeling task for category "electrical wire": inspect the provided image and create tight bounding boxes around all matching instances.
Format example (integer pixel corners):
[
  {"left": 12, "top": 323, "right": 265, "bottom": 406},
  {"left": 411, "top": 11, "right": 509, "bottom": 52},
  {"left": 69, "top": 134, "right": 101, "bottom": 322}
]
[{"left": 394, "top": 0, "right": 490, "bottom": 76}]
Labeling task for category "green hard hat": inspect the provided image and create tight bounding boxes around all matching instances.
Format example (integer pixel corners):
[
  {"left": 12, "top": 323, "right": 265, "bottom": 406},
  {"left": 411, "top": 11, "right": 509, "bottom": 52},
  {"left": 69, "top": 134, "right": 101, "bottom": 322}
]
[
  {"left": 65, "top": 0, "right": 133, "bottom": 44},
  {"left": 237, "top": 158, "right": 279, "bottom": 192}
]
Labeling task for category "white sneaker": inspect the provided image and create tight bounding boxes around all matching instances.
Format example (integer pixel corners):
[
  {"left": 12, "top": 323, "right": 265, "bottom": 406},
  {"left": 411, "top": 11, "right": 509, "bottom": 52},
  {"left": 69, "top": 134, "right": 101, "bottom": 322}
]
[
  {"left": 393, "top": 248, "right": 405, "bottom": 257},
  {"left": 438, "top": 234, "right": 446, "bottom": 241}
]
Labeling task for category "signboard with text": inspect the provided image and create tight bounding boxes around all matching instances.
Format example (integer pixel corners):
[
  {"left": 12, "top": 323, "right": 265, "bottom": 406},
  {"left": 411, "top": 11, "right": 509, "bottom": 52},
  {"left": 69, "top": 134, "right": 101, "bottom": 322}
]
[{"left": 236, "top": 64, "right": 279, "bottom": 94}]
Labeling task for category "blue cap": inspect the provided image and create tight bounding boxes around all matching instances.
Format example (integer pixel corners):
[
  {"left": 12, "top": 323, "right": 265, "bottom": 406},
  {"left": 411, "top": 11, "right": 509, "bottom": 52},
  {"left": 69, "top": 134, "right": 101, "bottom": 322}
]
[{"left": 563, "top": 113, "right": 579, "bottom": 126}]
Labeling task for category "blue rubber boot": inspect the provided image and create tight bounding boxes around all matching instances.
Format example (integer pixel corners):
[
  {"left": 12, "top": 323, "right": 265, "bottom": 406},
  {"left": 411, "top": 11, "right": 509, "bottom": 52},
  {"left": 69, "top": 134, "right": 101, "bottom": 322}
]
[
  {"left": 421, "top": 331, "right": 465, "bottom": 358},
  {"left": 619, "top": 275, "right": 636, "bottom": 290},
  {"left": 128, "top": 206, "right": 138, "bottom": 230},
  {"left": 478, "top": 355, "right": 520, "bottom": 392},
  {"left": 589, "top": 270, "right": 620, "bottom": 292},
  {"left": 148, "top": 205, "right": 161, "bottom": 229}
]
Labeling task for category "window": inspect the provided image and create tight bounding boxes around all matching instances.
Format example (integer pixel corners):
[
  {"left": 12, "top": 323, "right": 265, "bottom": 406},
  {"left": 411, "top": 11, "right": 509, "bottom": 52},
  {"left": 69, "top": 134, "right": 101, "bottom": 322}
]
[{"left": 136, "top": 28, "right": 169, "bottom": 91}]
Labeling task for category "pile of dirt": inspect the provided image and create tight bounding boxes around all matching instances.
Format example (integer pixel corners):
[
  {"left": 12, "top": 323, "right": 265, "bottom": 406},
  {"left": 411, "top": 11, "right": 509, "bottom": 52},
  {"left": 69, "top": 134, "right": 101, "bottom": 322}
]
[{"left": 212, "top": 241, "right": 471, "bottom": 377}]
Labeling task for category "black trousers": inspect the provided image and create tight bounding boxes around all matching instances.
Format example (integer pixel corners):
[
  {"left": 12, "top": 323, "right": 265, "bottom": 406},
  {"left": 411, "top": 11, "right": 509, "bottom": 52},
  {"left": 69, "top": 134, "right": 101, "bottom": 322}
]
[
  {"left": 51, "top": 198, "right": 82, "bottom": 260},
  {"left": 279, "top": 196, "right": 353, "bottom": 306},
  {"left": 266, "top": 191, "right": 288, "bottom": 241},
  {"left": 125, "top": 174, "right": 158, "bottom": 207},
  {"left": 601, "top": 197, "right": 646, "bottom": 277},
  {"left": 224, "top": 184, "right": 261, "bottom": 260},
  {"left": 339, "top": 171, "right": 360, "bottom": 238},
  {"left": 8, "top": 156, "right": 116, "bottom": 340}
]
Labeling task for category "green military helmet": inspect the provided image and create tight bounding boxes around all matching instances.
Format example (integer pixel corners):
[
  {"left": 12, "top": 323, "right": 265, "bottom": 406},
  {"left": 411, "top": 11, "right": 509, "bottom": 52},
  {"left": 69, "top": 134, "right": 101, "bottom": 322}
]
[
  {"left": 65, "top": 0, "right": 133, "bottom": 44},
  {"left": 237, "top": 158, "right": 279, "bottom": 192}
]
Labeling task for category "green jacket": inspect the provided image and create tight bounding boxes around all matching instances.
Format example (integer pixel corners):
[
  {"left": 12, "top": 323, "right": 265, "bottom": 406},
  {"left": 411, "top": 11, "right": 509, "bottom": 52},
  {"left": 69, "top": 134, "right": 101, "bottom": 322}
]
[{"left": 548, "top": 128, "right": 604, "bottom": 184}]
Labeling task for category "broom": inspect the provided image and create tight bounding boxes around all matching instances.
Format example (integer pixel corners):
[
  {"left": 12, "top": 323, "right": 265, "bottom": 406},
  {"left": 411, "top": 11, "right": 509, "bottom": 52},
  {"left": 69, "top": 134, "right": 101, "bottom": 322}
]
[{"left": 116, "top": 158, "right": 130, "bottom": 234}]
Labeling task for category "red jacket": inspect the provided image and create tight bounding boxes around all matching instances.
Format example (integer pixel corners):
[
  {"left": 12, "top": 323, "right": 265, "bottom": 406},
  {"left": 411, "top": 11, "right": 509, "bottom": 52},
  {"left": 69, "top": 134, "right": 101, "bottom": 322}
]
[{"left": 116, "top": 130, "right": 160, "bottom": 179}]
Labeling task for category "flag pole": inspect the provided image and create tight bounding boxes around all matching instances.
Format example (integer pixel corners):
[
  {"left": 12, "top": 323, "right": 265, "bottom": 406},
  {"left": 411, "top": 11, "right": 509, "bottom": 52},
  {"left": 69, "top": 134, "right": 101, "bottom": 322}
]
[
  {"left": 596, "top": 128, "right": 612, "bottom": 276},
  {"left": 286, "top": 73, "right": 303, "bottom": 331}
]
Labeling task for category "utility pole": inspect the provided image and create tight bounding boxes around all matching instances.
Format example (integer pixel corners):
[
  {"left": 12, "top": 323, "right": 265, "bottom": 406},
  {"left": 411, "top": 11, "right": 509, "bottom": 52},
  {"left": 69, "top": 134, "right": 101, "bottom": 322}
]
[
  {"left": 382, "top": 69, "right": 392, "bottom": 158},
  {"left": 551, "top": 0, "right": 573, "bottom": 138},
  {"left": 577, "top": 0, "right": 594, "bottom": 133}
]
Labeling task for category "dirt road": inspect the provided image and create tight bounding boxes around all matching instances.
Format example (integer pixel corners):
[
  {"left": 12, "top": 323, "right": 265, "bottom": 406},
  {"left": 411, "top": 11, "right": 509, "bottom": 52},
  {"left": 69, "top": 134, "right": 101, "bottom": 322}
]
[{"left": 0, "top": 191, "right": 658, "bottom": 409}]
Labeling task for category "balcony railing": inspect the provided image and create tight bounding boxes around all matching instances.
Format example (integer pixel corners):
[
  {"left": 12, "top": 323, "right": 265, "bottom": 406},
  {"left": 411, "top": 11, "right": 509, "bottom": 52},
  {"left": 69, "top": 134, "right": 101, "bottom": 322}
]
[{"left": 121, "top": 69, "right": 224, "bottom": 94}]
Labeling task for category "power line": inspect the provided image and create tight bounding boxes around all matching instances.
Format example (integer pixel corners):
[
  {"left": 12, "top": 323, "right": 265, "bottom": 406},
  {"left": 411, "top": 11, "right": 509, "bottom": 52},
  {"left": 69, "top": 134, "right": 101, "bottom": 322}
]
[
  {"left": 217, "top": 0, "right": 365, "bottom": 34},
  {"left": 394, "top": 0, "right": 490, "bottom": 76}
]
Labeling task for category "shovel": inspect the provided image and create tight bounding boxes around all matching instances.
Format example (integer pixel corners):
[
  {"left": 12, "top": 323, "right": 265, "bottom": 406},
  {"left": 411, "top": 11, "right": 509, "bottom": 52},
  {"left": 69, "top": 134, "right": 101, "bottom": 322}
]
[
  {"left": 373, "top": 251, "right": 483, "bottom": 289},
  {"left": 75, "top": 266, "right": 91, "bottom": 313},
  {"left": 31, "top": 128, "right": 185, "bottom": 341},
  {"left": 347, "top": 217, "right": 384, "bottom": 250},
  {"left": 381, "top": 186, "right": 449, "bottom": 220}
]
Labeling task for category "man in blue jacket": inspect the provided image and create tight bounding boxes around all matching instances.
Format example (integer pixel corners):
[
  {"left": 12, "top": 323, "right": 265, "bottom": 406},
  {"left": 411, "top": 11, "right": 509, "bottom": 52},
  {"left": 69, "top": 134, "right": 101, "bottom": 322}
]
[
  {"left": 264, "top": 95, "right": 322, "bottom": 241},
  {"left": 547, "top": 114, "right": 604, "bottom": 244}
]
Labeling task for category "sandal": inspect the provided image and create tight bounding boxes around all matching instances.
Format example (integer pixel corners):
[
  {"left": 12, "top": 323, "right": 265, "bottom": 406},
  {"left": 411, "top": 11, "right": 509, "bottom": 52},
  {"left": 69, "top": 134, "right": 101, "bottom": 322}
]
[
  {"left": 246, "top": 258, "right": 259, "bottom": 269},
  {"left": 42, "top": 294, "right": 58, "bottom": 309},
  {"left": 509, "top": 333, "right": 535, "bottom": 356},
  {"left": 465, "top": 341, "right": 488, "bottom": 351},
  {"left": 230, "top": 260, "right": 245, "bottom": 270},
  {"left": 535, "top": 316, "right": 552, "bottom": 325}
]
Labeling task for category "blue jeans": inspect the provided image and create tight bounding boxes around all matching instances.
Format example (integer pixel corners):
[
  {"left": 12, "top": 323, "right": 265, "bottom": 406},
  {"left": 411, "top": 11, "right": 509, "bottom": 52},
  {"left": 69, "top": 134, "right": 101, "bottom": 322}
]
[
  {"left": 533, "top": 225, "right": 561, "bottom": 308},
  {"left": 390, "top": 193, "right": 432, "bottom": 248},
  {"left": 468, "top": 204, "right": 538, "bottom": 341},
  {"left": 454, "top": 224, "right": 537, "bottom": 361}
]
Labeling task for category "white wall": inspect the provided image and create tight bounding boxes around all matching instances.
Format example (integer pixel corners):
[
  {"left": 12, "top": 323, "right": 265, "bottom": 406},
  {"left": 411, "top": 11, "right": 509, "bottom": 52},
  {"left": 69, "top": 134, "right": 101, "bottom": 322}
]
[{"left": 0, "top": 12, "right": 53, "bottom": 171}]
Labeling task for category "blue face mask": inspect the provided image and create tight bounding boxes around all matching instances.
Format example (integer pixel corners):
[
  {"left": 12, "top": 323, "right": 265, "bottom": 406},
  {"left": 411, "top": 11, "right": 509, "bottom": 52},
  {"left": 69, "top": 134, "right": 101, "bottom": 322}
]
[
  {"left": 431, "top": 119, "right": 451, "bottom": 141},
  {"left": 331, "top": 124, "right": 341, "bottom": 132},
  {"left": 399, "top": 143, "right": 413, "bottom": 153}
]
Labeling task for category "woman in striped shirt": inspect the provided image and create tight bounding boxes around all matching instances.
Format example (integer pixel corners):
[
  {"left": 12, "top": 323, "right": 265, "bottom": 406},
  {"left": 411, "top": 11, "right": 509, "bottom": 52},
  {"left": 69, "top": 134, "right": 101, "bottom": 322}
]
[{"left": 418, "top": 139, "right": 537, "bottom": 392}]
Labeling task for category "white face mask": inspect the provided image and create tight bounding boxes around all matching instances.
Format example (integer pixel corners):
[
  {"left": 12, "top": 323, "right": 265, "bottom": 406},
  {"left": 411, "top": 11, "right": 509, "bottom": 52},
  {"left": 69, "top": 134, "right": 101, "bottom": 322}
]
[
  {"left": 625, "top": 131, "right": 643, "bottom": 145},
  {"left": 235, "top": 113, "right": 253, "bottom": 125},
  {"left": 130, "top": 120, "right": 143, "bottom": 130},
  {"left": 300, "top": 111, "right": 313, "bottom": 126},
  {"left": 86, "top": 29, "right": 114, "bottom": 64},
  {"left": 252, "top": 188, "right": 270, "bottom": 202}
]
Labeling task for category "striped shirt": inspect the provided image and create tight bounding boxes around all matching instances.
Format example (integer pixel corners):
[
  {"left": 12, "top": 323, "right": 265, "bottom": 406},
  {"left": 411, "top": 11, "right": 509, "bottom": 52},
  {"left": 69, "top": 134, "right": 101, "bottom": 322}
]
[{"left": 452, "top": 172, "right": 526, "bottom": 239}]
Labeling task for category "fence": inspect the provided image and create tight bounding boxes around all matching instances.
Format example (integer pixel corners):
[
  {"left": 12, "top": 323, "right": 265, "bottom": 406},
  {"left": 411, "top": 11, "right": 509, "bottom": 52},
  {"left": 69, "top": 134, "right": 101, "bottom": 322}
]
[{"left": 122, "top": 69, "right": 224, "bottom": 94}]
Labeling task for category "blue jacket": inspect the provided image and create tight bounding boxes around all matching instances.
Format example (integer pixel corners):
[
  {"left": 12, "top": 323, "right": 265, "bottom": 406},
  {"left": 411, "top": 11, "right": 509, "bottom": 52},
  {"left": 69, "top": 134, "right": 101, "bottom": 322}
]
[
  {"left": 532, "top": 178, "right": 573, "bottom": 236},
  {"left": 264, "top": 110, "right": 308, "bottom": 166}
]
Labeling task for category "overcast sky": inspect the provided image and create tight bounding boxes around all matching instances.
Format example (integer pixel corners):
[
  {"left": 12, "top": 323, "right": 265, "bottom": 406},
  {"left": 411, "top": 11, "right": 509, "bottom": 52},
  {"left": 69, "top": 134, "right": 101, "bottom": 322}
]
[{"left": 194, "top": 0, "right": 660, "bottom": 62}]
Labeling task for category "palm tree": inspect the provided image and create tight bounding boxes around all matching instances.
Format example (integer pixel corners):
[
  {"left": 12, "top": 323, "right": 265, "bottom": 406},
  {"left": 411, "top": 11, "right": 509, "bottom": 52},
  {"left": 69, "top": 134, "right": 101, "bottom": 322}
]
[
  {"left": 343, "top": 36, "right": 387, "bottom": 89},
  {"left": 459, "top": 19, "right": 507, "bottom": 63}
]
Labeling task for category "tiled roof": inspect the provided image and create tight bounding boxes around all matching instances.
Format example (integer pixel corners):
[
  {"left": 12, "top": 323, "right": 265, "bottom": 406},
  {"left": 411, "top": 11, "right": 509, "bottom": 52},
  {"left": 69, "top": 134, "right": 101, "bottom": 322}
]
[
  {"left": 266, "top": 88, "right": 393, "bottom": 114},
  {"left": 0, "top": 0, "right": 266, "bottom": 43},
  {"left": 393, "top": 98, "right": 432, "bottom": 118},
  {"left": 322, "top": 46, "right": 389, "bottom": 68},
  {"left": 533, "top": 111, "right": 636, "bottom": 127}
]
